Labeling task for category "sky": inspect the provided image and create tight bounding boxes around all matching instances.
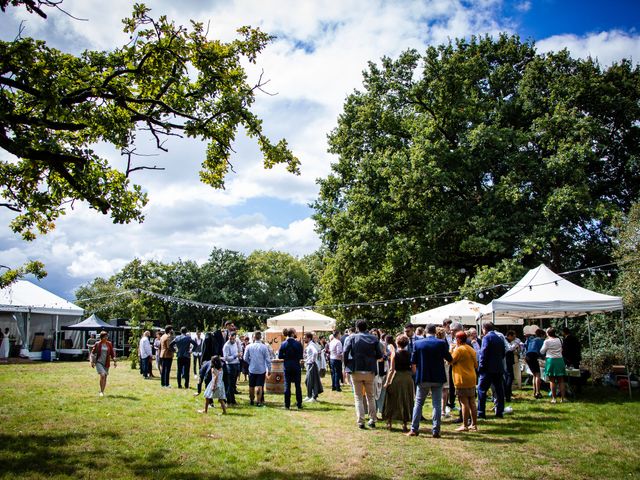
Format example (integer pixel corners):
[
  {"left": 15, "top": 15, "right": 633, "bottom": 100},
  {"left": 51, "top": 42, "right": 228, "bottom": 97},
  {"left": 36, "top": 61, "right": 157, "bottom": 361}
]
[{"left": 1, "top": 0, "right": 639, "bottom": 301}]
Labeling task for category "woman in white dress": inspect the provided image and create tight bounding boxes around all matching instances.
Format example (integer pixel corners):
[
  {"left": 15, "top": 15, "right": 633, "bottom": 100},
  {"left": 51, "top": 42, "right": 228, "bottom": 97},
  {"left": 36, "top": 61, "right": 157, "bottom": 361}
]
[
  {"left": 199, "top": 356, "right": 227, "bottom": 414},
  {"left": 0, "top": 328, "right": 10, "bottom": 359}
]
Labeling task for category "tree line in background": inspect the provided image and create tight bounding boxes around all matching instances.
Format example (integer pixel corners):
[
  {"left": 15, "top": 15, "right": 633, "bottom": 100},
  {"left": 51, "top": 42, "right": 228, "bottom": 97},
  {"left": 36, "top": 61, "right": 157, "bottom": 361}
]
[{"left": 75, "top": 248, "right": 318, "bottom": 331}]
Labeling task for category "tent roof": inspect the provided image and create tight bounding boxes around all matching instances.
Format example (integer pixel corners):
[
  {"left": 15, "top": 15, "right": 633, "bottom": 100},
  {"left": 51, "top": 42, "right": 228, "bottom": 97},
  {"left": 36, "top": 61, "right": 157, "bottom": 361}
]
[
  {"left": 411, "top": 300, "right": 487, "bottom": 326},
  {"left": 61, "top": 313, "right": 123, "bottom": 331},
  {"left": 483, "top": 264, "right": 623, "bottom": 321},
  {"left": 0, "top": 280, "right": 84, "bottom": 316},
  {"left": 266, "top": 308, "right": 336, "bottom": 331}
]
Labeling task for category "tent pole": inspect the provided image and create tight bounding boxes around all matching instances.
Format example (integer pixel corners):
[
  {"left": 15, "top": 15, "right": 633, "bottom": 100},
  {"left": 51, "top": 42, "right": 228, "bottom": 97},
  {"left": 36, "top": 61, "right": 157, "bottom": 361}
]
[
  {"left": 621, "top": 310, "right": 632, "bottom": 399},
  {"left": 587, "top": 315, "right": 594, "bottom": 381}
]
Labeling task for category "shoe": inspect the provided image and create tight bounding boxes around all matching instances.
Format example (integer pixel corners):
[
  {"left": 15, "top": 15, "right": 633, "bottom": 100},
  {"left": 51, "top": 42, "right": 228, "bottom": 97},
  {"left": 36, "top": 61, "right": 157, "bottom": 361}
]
[
  {"left": 445, "top": 406, "right": 451, "bottom": 415},
  {"left": 504, "top": 406, "right": 513, "bottom": 414},
  {"left": 99, "top": 392, "right": 104, "bottom": 397},
  {"left": 284, "top": 406, "right": 290, "bottom": 410},
  {"left": 452, "top": 417, "right": 463, "bottom": 424},
  {"left": 455, "top": 425, "right": 468, "bottom": 432},
  {"left": 178, "top": 385, "right": 182, "bottom": 389},
  {"left": 303, "top": 397, "right": 313, "bottom": 403},
  {"left": 443, "top": 411, "right": 451, "bottom": 418},
  {"left": 250, "top": 400, "right": 255, "bottom": 406},
  {"left": 358, "top": 424, "right": 366, "bottom": 430},
  {"left": 477, "top": 413, "right": 487, "bottom": 419},
  {"left": 367, "top": 420, "right": 376, "bottom": 428},
  {"left": 309, "top": 398, "right": 318, "bottom": 403},
  {"left": 469, "top": 424, "right": 478, "bottom": 431},
  {"left": 297, "top": 405, "right": 303, "bottom": 410},
  {"left": 405, "top": 431, "right": 418, "bottom": 437},
  {"left": 495, "top": 414, "right": 504, "bottom": 419},
  {"left": 432, "top": 431, "right": 441, "bottom": 438},
  {"left": 550, "top": 398, "right": 557, "bottom": 404}
]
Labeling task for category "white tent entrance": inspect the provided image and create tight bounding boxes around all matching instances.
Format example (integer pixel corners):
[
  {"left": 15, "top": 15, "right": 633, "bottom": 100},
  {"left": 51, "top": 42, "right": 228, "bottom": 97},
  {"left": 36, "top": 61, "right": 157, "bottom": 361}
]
[
  {"left": 482, "top": 264, "right": 629, "bottom": 397},
  {"left": 0, "top": 280, "right": 84, "bottom": 359},
  {"left": 411, "top": 299, "right": 523, "bottom": 327},
  {"left": 265, "top": 308, "right": 336, "bottom": 353}
]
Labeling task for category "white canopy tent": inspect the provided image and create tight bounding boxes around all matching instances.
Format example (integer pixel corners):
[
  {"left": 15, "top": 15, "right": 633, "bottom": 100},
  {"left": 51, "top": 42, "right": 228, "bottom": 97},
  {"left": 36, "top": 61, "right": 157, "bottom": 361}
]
[
  {"left": 482, "top": 264, "right": 629, "bottom": 397},
  {"left": 266, "top": 308, "right": 336, "bottom": 332},
  {"left": 482, "top": 264, "right": 623, "bottom": 321},
  {"left": 0, "top": 280, "right": 84, "bottom": 358},
  {"left": 411, "top": 299, "right": 522, "bottom": 326}
]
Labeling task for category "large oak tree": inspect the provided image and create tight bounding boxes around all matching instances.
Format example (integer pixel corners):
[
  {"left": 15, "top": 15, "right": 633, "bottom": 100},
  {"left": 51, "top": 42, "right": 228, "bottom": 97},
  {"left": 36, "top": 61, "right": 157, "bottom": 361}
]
[{"left": 313, "top": 35, "right": 640, "bottom": 326}]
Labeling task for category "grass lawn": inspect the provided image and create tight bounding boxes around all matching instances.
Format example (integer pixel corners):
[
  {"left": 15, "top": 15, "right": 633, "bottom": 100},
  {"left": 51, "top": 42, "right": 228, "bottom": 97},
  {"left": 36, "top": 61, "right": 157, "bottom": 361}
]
[{"left": 0, "top": 361, "right": 639, "bottom": 480}]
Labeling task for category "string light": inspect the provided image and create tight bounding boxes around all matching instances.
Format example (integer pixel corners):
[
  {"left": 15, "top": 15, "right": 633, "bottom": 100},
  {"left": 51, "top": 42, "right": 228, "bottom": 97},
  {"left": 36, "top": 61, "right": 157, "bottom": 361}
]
[{"left": 50, "top": 258, "right": 635, "bottom": 319}]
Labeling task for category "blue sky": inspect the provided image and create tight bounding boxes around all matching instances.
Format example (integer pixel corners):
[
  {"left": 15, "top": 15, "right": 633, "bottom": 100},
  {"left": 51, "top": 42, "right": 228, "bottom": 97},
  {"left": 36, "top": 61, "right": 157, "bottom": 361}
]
[{"left": 1, "top": 0, "right": 639, "bottom": 301}]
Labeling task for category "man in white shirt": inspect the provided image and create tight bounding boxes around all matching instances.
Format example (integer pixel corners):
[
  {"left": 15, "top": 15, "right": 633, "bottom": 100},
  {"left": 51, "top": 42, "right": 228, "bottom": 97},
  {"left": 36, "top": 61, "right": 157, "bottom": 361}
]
[
  {"left": 138, "top": 331, "right": 152, "bottom": 379},
  {"left": 329, "top": 330, "right": 343, "bottom": 392},
  {"left": 243, "top": 332, "right": 272, "bottom": 407},
  {"left": 222, "top": 331, "right": 242, "bottom": 405},
  {"left": 304, "top": 333, "right": 324, "bottom": 402}
]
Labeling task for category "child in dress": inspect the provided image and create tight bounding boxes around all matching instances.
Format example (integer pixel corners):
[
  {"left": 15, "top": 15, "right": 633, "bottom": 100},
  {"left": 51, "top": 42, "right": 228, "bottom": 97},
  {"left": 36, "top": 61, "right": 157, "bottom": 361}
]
[{"left": 199, "top": 356, "right": 227, "bottom": 414}]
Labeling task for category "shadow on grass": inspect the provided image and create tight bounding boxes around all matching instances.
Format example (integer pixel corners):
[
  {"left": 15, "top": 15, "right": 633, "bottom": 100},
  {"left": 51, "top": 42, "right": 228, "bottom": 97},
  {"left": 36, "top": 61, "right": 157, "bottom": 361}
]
[
  {"left": 107, "top": 394, "right": 141, "bottom": 401},
  {"left": 0, "top": 431, "right": 120, "bottom": 477},
  {"left": 153, "top": 469, "right": 434, "bottom": 480}
]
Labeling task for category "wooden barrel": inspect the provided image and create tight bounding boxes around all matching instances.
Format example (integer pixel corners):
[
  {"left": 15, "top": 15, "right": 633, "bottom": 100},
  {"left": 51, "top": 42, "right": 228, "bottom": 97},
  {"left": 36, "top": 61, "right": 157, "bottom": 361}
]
[{"left": 266, "top": 359, "right": 285, "bottom": 394}]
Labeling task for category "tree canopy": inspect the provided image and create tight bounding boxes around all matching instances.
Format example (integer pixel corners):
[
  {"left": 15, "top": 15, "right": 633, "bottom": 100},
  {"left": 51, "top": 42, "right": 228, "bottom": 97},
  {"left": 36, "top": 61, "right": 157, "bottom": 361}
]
[
  {"left": 74, "top": 248, "right": 316, "bottom": 331},
  {"left": 0, "top": 3, "right": 299, "bottom": 285},
  {"left": 313, "top": 35, "right": 640, "bottom": 325}
]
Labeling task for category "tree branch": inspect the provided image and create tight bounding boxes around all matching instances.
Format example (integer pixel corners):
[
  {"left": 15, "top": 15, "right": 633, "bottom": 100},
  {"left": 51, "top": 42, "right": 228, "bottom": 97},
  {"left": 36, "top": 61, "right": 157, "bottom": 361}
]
[
  {"left": 0, "top": 128, "right": 85, "bottom": 165},
  {"left": 4, "top": 113, "right": 87, "bottom": 131},
  {"left": 0, "top": 76, "right": 43, "bottom": 97}
]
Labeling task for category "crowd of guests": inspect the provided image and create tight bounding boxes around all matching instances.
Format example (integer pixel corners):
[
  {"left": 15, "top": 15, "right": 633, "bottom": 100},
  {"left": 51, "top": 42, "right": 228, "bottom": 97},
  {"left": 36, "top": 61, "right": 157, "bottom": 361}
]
[{"left": 92, "top": 317, "right": 581, "bottom": 435}]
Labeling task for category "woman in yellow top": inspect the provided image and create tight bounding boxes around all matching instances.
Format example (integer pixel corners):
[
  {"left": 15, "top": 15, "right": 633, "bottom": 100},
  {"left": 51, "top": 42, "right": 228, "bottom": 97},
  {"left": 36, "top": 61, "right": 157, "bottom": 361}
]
[{"left": 450, "top": 331, "right": 478, "bottom": 431}]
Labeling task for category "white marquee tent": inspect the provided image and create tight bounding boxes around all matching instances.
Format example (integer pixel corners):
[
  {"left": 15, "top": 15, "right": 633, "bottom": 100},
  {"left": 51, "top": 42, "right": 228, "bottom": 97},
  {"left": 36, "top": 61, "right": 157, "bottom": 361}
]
[
  {"left": 482, "top": 264, "right": 630, "bottom": 397},
  {"left": 0, "top": 280, "right": 84, "bottom": 358},
  {"left": 481, "top": 264, "right": 623, "bottom": 321},
  {"left": 411, "top": 299, "right": 522, "bottom": 326},
  {"left": 266, "top": 308, "right": 336, "bottom": 332}
]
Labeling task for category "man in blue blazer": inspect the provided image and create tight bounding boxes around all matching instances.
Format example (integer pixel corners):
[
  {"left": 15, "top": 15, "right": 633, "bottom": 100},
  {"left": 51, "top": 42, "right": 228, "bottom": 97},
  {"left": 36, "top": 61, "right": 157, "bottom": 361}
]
[
  {"left": 477, "top": 321, "right": 506, "bottom": 418},
  {"left": 406, "top": 324, "right": 453, "bottom": 438},
  {"left": 278, "top": 328, "right": 304, "bottom": 409}
]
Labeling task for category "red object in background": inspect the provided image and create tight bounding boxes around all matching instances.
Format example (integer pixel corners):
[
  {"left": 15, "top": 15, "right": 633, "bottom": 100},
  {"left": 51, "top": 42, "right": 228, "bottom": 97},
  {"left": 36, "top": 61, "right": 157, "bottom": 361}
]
[{"left": 618, "top": 378, "right": 629, "bottom": 391}]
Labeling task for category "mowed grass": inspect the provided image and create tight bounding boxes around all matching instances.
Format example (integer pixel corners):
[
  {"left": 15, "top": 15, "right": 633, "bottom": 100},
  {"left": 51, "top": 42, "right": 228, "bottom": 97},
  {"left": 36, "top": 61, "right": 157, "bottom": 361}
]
[{"left": 0, "top": 362, "right": 639, "bottom": 480}]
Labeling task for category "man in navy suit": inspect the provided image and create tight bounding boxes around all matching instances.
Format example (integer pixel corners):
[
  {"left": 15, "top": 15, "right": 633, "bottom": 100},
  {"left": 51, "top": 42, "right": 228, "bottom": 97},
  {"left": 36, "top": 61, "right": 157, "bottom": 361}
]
[
  {"left": 278, "top": 328, "right": 304, "bottom": 409},
  {"left": 406, "top": 323, "right": 453, "bottom": 438},
  {"left": 477, "top": 321, "right": 506, "bottom": 419}
]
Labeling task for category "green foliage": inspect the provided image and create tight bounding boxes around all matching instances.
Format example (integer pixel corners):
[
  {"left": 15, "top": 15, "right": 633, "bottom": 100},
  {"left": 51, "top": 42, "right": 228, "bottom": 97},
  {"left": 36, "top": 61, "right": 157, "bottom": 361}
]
[
  {"left": 459, "top": 258, "right": 528, "bottom": 303},
  {"left": 313, "top": 35, "right": 640, "bottom": 328},
  {"left": 0, "top": 260, "right": 46, "bottom": 288},
  {"left": 0, "top": 4, "right": 299, "bottom": 272},
  {"left": 74, "top": 248, "right": 317, "bottom": 332},
  {"left": 246, "top": 250, "right": 314, "bottom": 308}
]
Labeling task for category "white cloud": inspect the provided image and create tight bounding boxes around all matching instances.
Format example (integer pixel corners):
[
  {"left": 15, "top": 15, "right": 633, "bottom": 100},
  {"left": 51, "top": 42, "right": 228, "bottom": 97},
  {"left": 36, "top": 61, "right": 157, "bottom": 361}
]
[{"left": 537, "top": 31, "right": 640, "bottom": 67}]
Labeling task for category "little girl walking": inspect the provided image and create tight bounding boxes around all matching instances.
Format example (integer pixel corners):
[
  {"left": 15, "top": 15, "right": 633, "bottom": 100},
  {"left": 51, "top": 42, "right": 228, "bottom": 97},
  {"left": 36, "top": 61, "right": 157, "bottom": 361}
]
[{"left": 199, "top": 356, "right": 227, "bottom": 414}]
